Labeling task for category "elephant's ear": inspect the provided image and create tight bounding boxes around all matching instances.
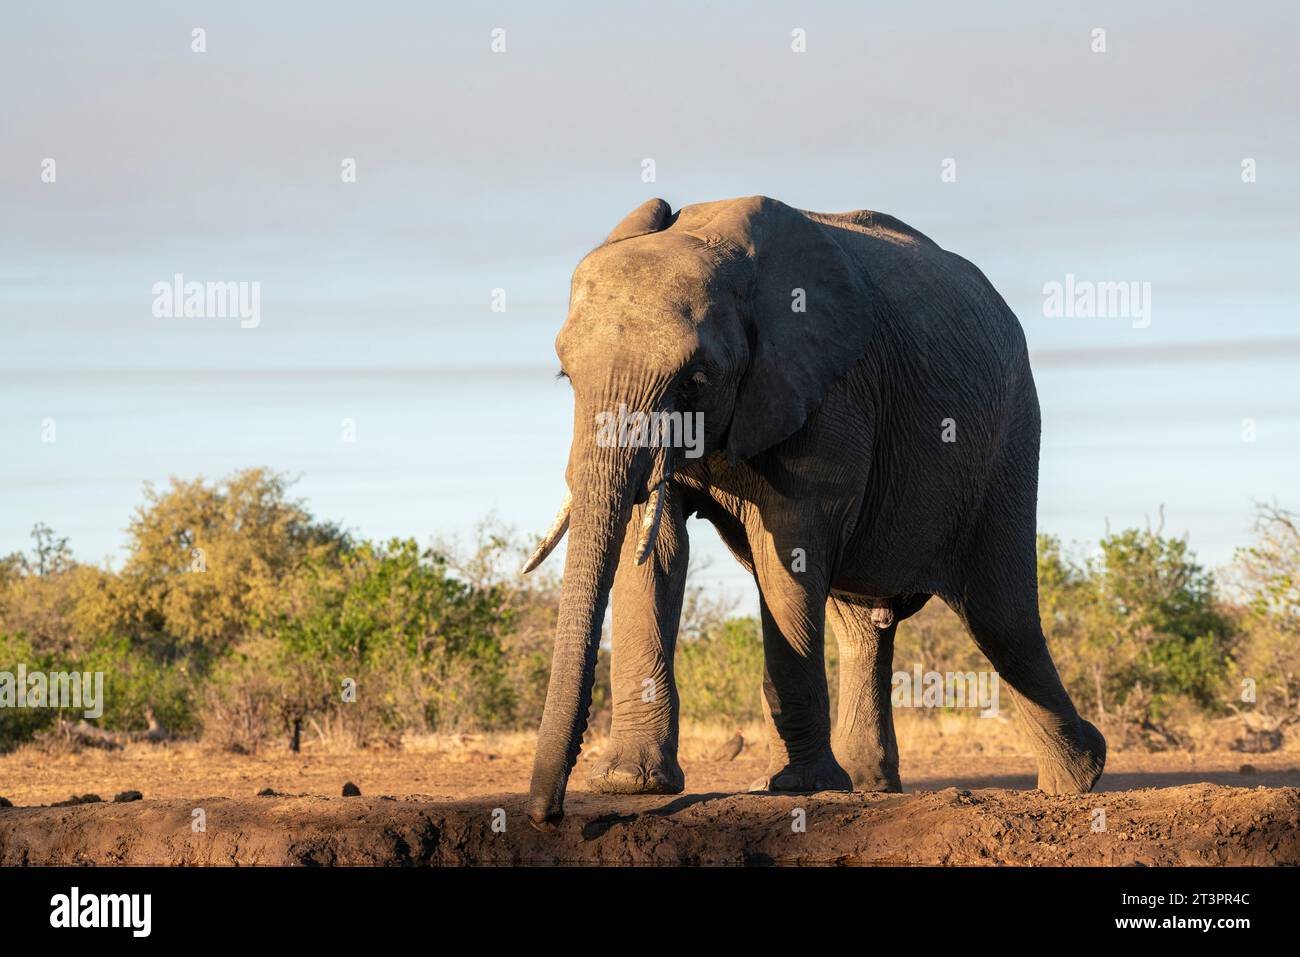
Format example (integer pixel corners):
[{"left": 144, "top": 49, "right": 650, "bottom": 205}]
[
  {"left": 724, "top": 200, "right": 877, "bottom": 464},
  {"left": 605, "top": 198, "right": 674, "bottom": 244}
]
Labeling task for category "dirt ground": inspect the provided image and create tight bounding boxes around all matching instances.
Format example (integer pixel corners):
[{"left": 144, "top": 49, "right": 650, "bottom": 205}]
[{"left": 1, "top": 730, "right": 1297, "bottom": 865}]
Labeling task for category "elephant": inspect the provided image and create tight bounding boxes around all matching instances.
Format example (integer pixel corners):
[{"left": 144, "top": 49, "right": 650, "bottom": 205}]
[{"left": 522, "top": 195, "right": 1106, "bottom": 828}]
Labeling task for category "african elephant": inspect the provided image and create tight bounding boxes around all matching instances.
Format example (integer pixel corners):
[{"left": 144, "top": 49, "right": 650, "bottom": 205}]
[{"left": 523, "top": 195, "right": 1105, "bottom": 827}]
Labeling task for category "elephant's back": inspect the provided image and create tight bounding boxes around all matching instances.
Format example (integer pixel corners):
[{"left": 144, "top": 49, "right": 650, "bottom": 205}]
[
  {"left": 808, "top": 210, "right": 1027, "bottom": 372},
  {"left": 801, "top": 207, "right": 942, "bottom": 253},
  {"left": 830, "top": 211, "right": 1038, "bottom": 477}
]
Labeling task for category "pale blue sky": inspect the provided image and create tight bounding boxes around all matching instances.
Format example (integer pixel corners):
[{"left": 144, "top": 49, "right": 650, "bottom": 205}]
[{"left": 2, "top": 1, "right": 1297, "bottom": 606}]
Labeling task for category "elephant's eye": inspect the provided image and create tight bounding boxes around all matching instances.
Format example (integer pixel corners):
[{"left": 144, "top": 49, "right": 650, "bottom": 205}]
[
  {"left": 555, "top": 368, "right": 569, "bottom": 381},
  {"left": 678, "top": 369, "right": 707, "bottom": 406}
]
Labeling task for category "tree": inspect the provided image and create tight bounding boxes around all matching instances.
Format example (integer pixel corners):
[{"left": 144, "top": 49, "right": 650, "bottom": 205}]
[
  {"left": 85, "top": 469, "right": 347, "bottom": 659},
  {"left": 1037, "top": 524, "right": 1234, "bottom": 728},
  {"left": 0, "top": 524, "right": 105, "bottom": 656},
  {"left": 27, "top": 523, "right": 73, "bottom": 576},
  {"left": 1232, "top": 504, "right": 1300, "bottom": 719}
]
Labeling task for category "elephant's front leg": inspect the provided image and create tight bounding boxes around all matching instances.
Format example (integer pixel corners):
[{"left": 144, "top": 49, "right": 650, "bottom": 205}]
[
  {"left": 748, "top": 556, "right": 851, "bottom": 793},
  {"left": 586, "top": 489, "right": 688, "bottom": 795},
  {"left": 826, "top": 595, "right": 902, "bottom": 792}
]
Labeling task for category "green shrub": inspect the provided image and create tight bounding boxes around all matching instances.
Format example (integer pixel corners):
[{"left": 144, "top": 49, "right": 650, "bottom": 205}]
[
  {"left": 677, "top": 618, "right": 766, "bottom": 723},
  {"left": 0, "top": 634, "right": 57, "bottom": 751}
]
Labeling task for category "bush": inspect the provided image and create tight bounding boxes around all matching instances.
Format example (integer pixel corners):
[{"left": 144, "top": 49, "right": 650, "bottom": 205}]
[
  {"left": 4, "top": 470, "right": 1296, "bottom": 752},
  {"left": 74, "top": 635, "right": 197, "bottom": 735},
  {"left": 1229, "top": 505, "right": 1300, "bottom": 722},
  {"left": 0, "top": 634, "right": 57, "bottom": 751},
  {"left": 1038, "top": 527, "right": 1234, "bottom": 726},
  {"left": 0, "top": 632, "right": 197, "bottom": 752},
  {"left": 677, "top": 618, "right": 766, "bottom": 723}
]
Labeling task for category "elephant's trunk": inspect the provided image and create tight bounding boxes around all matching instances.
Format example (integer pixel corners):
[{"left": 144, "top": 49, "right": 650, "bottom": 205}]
[{"left": 528, "top": 431, "right": 643, "bottom": 827}]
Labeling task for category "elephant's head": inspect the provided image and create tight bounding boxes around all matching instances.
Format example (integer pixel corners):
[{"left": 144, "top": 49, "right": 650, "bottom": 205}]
[{"left": 525, "top": 196, "right": 877, "bottom": 825}]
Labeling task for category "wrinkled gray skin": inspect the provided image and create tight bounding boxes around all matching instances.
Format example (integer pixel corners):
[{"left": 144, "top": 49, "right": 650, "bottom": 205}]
[{"left": 525, "top": 196, "right": 1106, "bottom": 827}]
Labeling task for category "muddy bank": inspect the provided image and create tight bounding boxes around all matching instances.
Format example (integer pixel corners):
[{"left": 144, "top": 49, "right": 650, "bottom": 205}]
[{"left": 0, "top": 783, "right": 1295, "bottom": 866}]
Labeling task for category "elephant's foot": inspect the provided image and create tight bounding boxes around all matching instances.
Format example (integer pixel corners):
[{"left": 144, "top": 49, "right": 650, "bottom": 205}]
[
  {"left": 587, "top": 737, "right": 684, "bottom": 795},
  {"left": 831, "top": 733, "right": 902, "bottom": 792},
  {"left": 748, "top": 749, "right": 851, "bottom": 794},
  {"left": 833, "top": 751, "right": 902, "bottom": 792},
  {"left": 1035, "top": 718, "right": 1107, "bottom": 795}
]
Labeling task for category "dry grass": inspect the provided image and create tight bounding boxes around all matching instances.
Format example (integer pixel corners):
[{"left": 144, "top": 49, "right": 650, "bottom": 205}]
[
  {"left": 894, "top": 711, "right": 1033, "bottom": 756},
  {"left": 401, "top": 730, "right": 538, "bottom": 757},
  {"left": 11, "top": 710, "right": 1294, "bottom": 768}
]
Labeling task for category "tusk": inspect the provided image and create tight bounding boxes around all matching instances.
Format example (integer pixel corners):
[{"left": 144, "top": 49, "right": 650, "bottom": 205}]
[
  {"left": 521, "top": 491, "right": 572, "bottom": 574},
  {"left": 634, "top": 480, "right": 667, "bottom": 565}
]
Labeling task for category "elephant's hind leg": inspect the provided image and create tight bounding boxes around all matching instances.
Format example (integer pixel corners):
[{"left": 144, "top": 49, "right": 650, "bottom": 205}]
[
  {"left": 826, "top": 595, "right": 902, "bottom": 792},
  {"left": 965, "top": 613, "right": 1106, "bottom": 795},
  {"left": 954, "top": 524, "right": 1106, "bottom": 795},
  {"left": 587, "top": 491, "right": 688, "bottom": 796}
]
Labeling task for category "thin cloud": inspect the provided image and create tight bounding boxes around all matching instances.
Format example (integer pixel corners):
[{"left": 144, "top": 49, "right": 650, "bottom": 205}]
[{"left": 1031, "top": 338, "right": 1300, "bottom": 368}]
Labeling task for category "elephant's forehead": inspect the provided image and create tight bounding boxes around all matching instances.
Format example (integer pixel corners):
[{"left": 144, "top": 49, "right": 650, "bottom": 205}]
[
  {"left": 558, "top": 301, "right": 701, "bottom": 372},
  {"left": 560, "top": 247, "right": 708, "bottom": 367},
  {"left": 570, "top": 243, "right": 712, "bottom": 314}
]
